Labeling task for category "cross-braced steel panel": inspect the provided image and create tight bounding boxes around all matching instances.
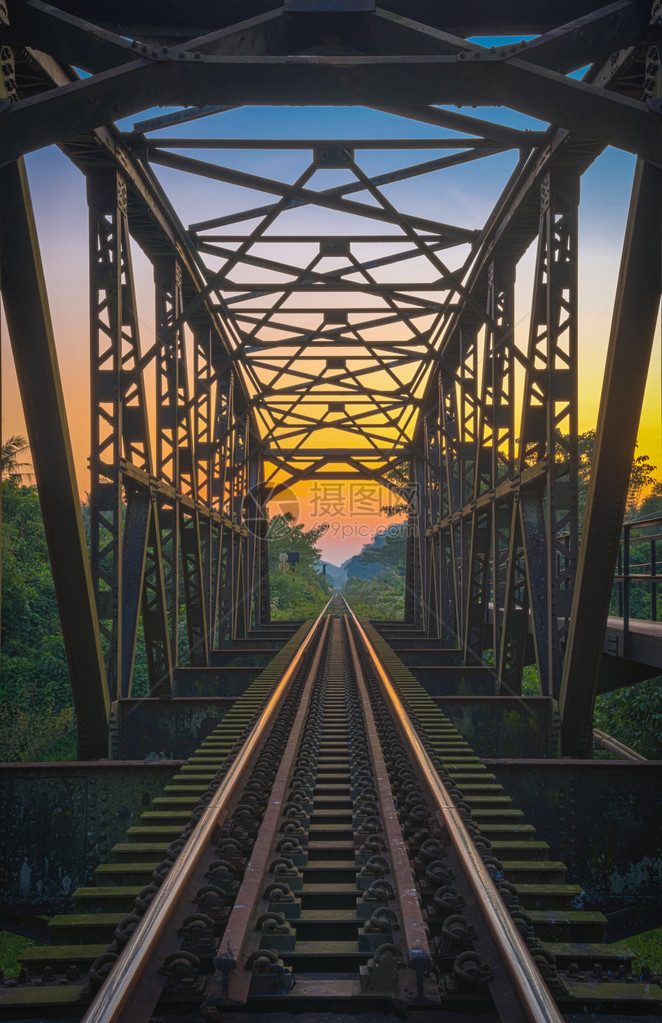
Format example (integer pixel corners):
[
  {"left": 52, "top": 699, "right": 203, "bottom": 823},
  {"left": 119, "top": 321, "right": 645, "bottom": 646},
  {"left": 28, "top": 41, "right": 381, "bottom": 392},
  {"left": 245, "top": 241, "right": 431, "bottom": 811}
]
[{"left": 1, "top": 0, "right": 661, "bottom": 756}]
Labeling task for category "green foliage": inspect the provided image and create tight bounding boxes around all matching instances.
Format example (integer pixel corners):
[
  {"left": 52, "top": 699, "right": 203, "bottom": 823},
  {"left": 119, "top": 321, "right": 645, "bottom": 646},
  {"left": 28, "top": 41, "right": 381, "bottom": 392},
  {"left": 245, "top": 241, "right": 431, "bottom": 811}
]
[
  {"left": 267, "top": 513, "right": 329, "bottom": 573},
  {"left": 343, "top": 570, "right": 405, "bottom": 619},
  {"left": 350, "top": 526, "right": 407, "bottom": 577},
  {"left": 578, "top": 429, "right": 657, "bottom": 522},
  {"left": 378, "top": 463, "right": 411, "bottom": 519},
  {"left": 0, "top": 932, "right": 35, "bottom": 977},
  {"left": 341, "top": 524, "right": 407, "bottom": 618},
  {"left": 594, "top": 679, "right": 662, "bottom": 759},
  {"left": 521, "top": 664, "right": 540, "bottom": 696},
  {"left": 0, "top": 697, "right": 75, "bottom": 763},
  {"left": 0, "top": 435, "right": 32, "bottom": 484},
  {"left": 635, "top": 478, "right": 662, "bottom": 520},
  {"left": 0, "top": 480, "right": 76, "bottom": 761},
  {"left": 268, "top": 513, "right": 330, "bottom": 620},
  {"left": 482, "top": 651, "right": 541, "bottom": 696},
  {"left": 626, "top": 926, "right": 662, "bottom": 975},
  {"left": 270, "top": 570, "right": 331, "bottom": 620}
]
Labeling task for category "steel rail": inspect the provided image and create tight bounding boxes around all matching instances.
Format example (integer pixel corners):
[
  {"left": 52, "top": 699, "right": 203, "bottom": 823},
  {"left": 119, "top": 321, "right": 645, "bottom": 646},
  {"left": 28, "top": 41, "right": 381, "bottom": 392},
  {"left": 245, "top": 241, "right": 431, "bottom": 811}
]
[
  {"left": 343, "top": 617, "right": 433, "bottom": 983},
  {"left": 81, "top": 596, "right": 334, "bottom": 1023},
  {"left": 342, "top": 597, "right": 565, "bottom": 1023},
  {"left": 209, "top": 615, "right": 332, "bottom": 1004}
]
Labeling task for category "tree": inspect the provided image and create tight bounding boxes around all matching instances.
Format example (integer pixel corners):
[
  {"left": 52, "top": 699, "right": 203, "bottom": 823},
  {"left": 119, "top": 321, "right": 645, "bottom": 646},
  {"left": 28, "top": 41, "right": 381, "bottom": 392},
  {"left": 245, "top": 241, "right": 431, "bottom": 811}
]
[
  {"left": 379, "top": 463, "right": 412, "bottom": 519},
  {"left": 267, "top": 513, "right": 331, "bottom": 620},
  {"left": 0, "top": 479, "right": 76, "bottom": 760},
  {"left": 267, "top": 512, "right": 329, "bottom": 574},
  {"left": 577, "top": 429, "right": 656, "bottom": 522},
  {"left": 343, "top": 572, "right": 405, "bottom": 619},
  {"left": 1, "top": 435, "right": 32, "bottom": 484},
  {"left": 634, "top": 478, "right": 662, "bottom": 520},
  {"left": 594, "top": 679, "right": 662, "bottom": 759},
  {"left": 347, "top": 525, "right": 407, "bottom": 578},
  {"left": 342, "top": 525, "right": 407, "bottom": 618}
]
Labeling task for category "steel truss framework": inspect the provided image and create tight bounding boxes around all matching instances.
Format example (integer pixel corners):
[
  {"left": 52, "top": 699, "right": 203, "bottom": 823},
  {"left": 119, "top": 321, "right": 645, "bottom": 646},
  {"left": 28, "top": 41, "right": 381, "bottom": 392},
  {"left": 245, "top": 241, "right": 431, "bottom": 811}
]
[{"left": 0, "top": 0, "right": 662, "bottom": 758}]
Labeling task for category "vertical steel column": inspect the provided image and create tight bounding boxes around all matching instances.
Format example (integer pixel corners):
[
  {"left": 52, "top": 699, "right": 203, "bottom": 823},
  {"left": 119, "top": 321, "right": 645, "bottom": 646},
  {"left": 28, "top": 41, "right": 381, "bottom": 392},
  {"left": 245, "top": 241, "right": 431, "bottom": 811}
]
[
  {"left": 193, "top": 323, "right": 213, "bottom": 643},
  {"left": 488, "top": 261, "right": 516, "bottom": 667},
  {"left": 543, "top": 172, "right": 579, "bottom": 698},
  {"left": 404, "top": 454, "right": 418, "bottom": 624},
  {"left": 560, "top": 159, "right": 662, "bottom": 757},
  {"left": 439, "top": 366, "right": 462, "bottom": 645},
  {"left": 212, "top": 371, "right": 234, "bottom": 647},
  {"left": 433, "top": 389, "right": 445, "bottom": 641},
  {"left": 176, "top": 311, "right": 208, "bottom": 666},
  {"left": 415, "top": 447, "right": 428, "bottom": 631},
  {"left": 458, "top": 319, "right": 480, "bottom": 637},
  {"left": 156, "top": 259, "right": 210, "bottom": 667},
  {"left": 257, "top": 477, "right": 272, "bottom": 629},
  {"left": 501, "top": 170, "right": 579, "bottom": 698},
  {"left": 217, "top": 529, "right": 233, "bottom": 647},
  {"left": 244, "top": 432, "right": 271, "bottom": 630},
  {"left": 424, "top": 408, "right": 441, "bottom": 638},
  {"left": 88, "top": 170, "right": 173, "bottom": 698},
  {"left": 155, "top": 260, "right": 181, "bottom": 665},
  {"left": 0, "top": 159, "right": 109, "bottom": 757},
  {"left": 497, "top": 496, "right": 528, "bottom": 695},
  {"left": 0, "top": 27, "right": 15, "bottom": 651},
  {"left": 141, "top": 498, "right": 174, "bottom": 696},
  {"left": 245, "top": 441, "right": 261, "bottom": 632},
  {"left": 88, "top": 170, "right": 124, "bottom": 699},
  {"left": 232, "top": 417, "right": 248, "bottom": 639},
  {"left": 463, "top": 302, "right": 493, "bottom": 663},
  {"left": 180, "top": 505, "right": 209, "bottom": 665}
]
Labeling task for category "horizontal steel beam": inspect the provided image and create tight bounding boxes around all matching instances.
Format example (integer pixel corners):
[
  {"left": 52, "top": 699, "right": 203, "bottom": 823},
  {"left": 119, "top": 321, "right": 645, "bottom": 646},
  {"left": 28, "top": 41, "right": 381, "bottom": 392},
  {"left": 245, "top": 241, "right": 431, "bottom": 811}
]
[
  {"left": 196, "top": 233, "right": 448, "bottom": 242},
  {"left": 133, "top": 135, "right": 507, "bottom": 149},
  {"left": 4, "top": 51, "right": 662, "bottom": 167},
  {"left": 6, "top": 0, "right": 645, "bottom": 45},
  {"left": 213, "top": 281, "right": 450, "bottom": 292},
  {"left": 269, "top": 447, "right": 408, "bottom": 456}
]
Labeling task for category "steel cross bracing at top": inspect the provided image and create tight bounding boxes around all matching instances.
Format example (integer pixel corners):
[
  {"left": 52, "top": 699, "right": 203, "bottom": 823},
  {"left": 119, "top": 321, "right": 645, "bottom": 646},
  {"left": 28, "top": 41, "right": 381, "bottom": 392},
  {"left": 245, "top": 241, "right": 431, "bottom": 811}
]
[{"left": 1, "top": 0, "right": 662, "bottom": 759}]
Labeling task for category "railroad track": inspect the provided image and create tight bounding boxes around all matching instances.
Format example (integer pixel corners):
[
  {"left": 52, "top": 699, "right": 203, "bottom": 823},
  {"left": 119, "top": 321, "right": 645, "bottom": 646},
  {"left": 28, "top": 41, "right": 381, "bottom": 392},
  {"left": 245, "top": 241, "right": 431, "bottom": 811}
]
[{"left": 1, "top": 597, "right": 660, "bottom": 1021}]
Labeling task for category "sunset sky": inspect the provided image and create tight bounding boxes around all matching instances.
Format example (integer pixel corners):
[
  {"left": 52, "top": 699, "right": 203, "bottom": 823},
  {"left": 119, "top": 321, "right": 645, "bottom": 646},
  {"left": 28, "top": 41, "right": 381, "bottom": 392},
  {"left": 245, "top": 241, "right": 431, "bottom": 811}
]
[{"left": 1, "top": 95, "right": 659, "bottom": 565}]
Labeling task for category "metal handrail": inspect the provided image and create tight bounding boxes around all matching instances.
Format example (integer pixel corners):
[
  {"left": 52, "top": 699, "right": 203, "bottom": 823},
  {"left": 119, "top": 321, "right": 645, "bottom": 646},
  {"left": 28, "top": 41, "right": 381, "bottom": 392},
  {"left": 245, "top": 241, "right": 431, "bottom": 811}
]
[
  {"left": 82, "top": 595, "right": 334, "bottom": 1023},
  {"left": 615, "top": 518, "right": 662, "bottom": 639},
  {"left": 342, "top": 596, "right": 564, "bottom": 1023},
  {"left": 592, "top": 728, "right": 648, "bottom": 762}
]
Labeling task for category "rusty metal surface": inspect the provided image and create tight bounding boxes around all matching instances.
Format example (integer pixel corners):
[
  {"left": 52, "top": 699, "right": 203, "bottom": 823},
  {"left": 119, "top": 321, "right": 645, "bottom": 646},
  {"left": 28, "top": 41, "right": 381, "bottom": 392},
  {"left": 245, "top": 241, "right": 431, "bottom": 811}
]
[
  {"left": 209, "top": 618, "right": 331, "bottom": 1004},
  {"left": 109, "top": 697, "right": 236, "bottom": 759},
  {"left": 81, "top": 599, "right": 332, "bottom": 1023},
  {"left": 0, "top": 2, "right": 656, "bottom": 763},
  {"left": 484, "top": 758, "right": 662, "bottom": 915},
  {"left": 343, "top": 618, "right": 433, "bottom": 980},
  {"left": 435, "top": 697, "right": 559, "bottom": 758},
  {"left": 345, "top": 601, "right": 564, "bottom": 1023},
  {"left": 0, "top": 762, "right": 180, "bottom": 907}
]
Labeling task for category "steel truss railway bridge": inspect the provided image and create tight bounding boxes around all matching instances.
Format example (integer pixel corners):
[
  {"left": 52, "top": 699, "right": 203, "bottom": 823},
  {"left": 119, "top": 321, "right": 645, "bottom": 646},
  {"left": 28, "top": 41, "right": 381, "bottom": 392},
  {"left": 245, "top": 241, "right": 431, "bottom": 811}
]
[{"left": 1, "top": 1, "right": 662, "bottom": 1019}]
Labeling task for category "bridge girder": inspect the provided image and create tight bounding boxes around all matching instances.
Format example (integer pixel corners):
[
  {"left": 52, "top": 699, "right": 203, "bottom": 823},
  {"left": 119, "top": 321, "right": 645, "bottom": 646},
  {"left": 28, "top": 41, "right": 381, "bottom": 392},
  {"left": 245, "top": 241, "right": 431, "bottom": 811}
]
[{"left": 0, "top": 0, "right": 660, "bottom": 757}]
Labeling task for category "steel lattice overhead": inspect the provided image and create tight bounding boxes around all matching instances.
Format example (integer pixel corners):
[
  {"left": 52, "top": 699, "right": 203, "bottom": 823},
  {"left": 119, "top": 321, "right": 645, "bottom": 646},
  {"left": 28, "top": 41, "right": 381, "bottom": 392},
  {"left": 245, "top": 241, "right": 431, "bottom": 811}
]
[
  {"left": 138, "top": 134, "right": 496, "bottom": 494},
  {"left": 0, "top": 0, "right": 661, "bottom": 762}
]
